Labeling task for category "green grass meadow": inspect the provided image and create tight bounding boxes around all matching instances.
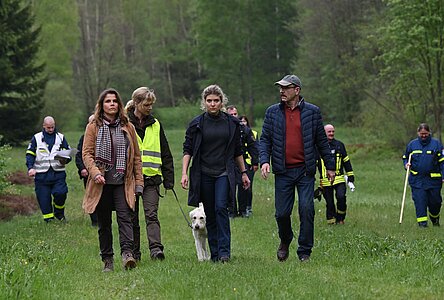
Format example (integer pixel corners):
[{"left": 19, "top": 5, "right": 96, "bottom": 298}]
[{"left": 1, "top": 128, "right": 443, "bottom": 299}]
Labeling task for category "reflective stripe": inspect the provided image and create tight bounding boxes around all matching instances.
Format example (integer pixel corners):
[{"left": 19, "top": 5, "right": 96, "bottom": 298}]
[
  {"left": 336, "top": 153, "right": 341, "bottom": 173},
  {"left": 411, "top": 150, "right": 422, "bottom": 154},
  {"left": 142, "top": 150, "right": 161, "bottom": 157},
  {"left": 321, "top": 176, "right": 346, "bottom": 186},
  {"left": 142, "top": 162, "right": 162, "bottom": 168},
  {"left": 346, "top": 171, "right": 354, "bottom": 176},
  {"left": 417, "top": 216, "right": 428, "bottom": 222},
  {"left": 343, "top": 156, "right": 350, "bottom": 162},
  {"left": 137, "top": 119, "right": 162, "bottom": 177},
  {"left": 26, "top": 150, "right": 36, "bottom": 156},
  {"left": 430, "top": 173, "right": 441, "bottom": 178},
  {"left": 337, "top": 209, "right": 346, "bottom": 215},
  {"left": 43, "top": 212, "right": 54, "bottom": 219},
  {"left": 327, "top": 218, "right": 336, "bottom": 224},
  {"left": 426, "top": 150, "right": 432, "bottom": 154},
  {"left": 429, "top": 212, "right": 440, "bottom": 218},
  {"left": 439, "top": 157, "right": 444, "bottom": 162},
  {"left": 410, "top": 170, "right": 418, "bottom": 175},
  {"left": 54, "top": 204, "right": 65, "bottom": 209}
]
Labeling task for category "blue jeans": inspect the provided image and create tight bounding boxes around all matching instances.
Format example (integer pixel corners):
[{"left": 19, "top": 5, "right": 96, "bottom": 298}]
[
  {"left": 275, "top": 167, "right": 315, "bottom": 257},
  {"left": 200, "top": 173, "right": 230, "bottom": 260}
]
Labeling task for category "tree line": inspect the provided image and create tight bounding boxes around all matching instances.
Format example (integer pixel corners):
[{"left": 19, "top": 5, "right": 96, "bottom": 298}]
[{"left": 1, "top": 0, "right": 443, "bottom": 147}]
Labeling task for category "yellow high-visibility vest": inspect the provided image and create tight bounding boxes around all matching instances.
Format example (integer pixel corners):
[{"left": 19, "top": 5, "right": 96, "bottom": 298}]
[{"left": 136, "top": 119, "right": 162, "bottom": 177}]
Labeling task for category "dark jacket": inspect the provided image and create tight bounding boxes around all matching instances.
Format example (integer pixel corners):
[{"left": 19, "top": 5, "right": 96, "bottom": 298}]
[
  {"left": 75, "top": 135, "right": 86, "bottom": 179},
  {"left": 183, "top": 112, "right": 243, "bottom": 207},
  {"left": 127, "top": 109, "right": 174, "bottom": 189},
  {"left": 260, "top": 98, "right": 334, "bottom": 175},
  {"left": 240, "top": 124, "right": 259, "bottom": 167},
  {"left": 318, "top": 138, "right": 354, "bottom": 186},
  {"left": 403, "top": 136, "right": 444, "bottom": 189}
]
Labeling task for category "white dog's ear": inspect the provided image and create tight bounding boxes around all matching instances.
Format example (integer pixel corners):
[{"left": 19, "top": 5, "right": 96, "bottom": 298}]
[
  {"left": 199, "top": 202, "right": 204, "bottom": 209},
  {"left": 189, "top": 211, "right": 194, "bottom": 218}
]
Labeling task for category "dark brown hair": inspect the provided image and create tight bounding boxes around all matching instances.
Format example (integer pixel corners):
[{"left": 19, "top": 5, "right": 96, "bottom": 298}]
[{"left": 94, "top": 88, "right": 128, "bottom": 125}]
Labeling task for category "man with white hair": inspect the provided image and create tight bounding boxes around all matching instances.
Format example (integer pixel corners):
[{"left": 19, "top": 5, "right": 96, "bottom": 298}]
[
  {"left": 26, "top": 116, "right": 71, "bottom": 223},
  {"left": 318, "top": 124, "right": 355, "bottom": 225}
]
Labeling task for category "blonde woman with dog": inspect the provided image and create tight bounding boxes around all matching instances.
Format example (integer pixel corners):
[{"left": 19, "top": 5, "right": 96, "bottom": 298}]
[
  {"left": 82, "top": 88, "right": 143, "bottom": 272},
  {"left": 181, "top": 84, "right": 250, "bottom": 263},
  {"left": 126, "top": 87, "right": 174, "bottom": 261}
]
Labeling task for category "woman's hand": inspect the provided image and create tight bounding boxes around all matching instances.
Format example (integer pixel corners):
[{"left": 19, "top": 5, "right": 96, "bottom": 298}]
[
  {"left": 181, "top": 174, "right": 189, "bottom": 190},
  {"left": 94, "top": 174, "right": 106, "bottom": 185}
]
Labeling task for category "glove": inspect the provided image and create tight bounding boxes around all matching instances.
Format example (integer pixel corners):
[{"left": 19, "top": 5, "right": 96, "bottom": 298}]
[
  {"left": 314, "top": 186, "right": 323, "bottom": 201},
  {"left": 347, "top": 182, "right": 355, "bottom": 192}
]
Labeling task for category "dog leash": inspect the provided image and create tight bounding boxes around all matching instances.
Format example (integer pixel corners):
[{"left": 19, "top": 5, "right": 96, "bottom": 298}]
[{"left": 171, "top": 188, "right": 192, "bottom": 228}]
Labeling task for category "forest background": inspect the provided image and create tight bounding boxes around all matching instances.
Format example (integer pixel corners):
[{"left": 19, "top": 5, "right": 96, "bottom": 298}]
[{"left": 1, "top": 0, "right": 444, "bottom": 147}]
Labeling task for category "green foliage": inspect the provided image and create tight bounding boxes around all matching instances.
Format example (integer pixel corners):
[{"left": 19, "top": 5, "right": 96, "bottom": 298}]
[
  {"left": 32, "top": 0, "right": 81, "bottom": 130},
  {"left": 0, "top": 141, "right": 11, "bottom": 194},
  {"left": 295, "top": 0, "right": 384, "bottom": 125},
  {"left": 373, "top": 0, "right": 444, "bottom": 141},
  {"left": 0, "top": 0, "right": 47, "bottom": 144},
  {"left": 193, "top": 0, "right": 297, "bottom": 124},
  {"left": 154, "top": 102, "right": 201, "bottom": 130}
]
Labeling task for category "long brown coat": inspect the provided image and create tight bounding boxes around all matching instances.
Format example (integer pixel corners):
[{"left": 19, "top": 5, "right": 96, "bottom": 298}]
[{"left": 82, "top": 121, "right": 143, "bottom": 214}]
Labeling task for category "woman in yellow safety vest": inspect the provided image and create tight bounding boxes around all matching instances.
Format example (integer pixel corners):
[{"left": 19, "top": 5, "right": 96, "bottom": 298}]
[{"left": 126, "top": 87, "right": 175, "bottom": 261}]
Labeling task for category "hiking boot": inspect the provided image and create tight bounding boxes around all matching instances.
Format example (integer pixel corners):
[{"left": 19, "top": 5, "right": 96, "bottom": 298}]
[
  {"left": 277, "top": 242, "right": 289, "bottom": 262},
  {"left": 299, "top": 254, "right": 310, "bottom": 262},
  {"left": 431, "top": 217, "right": 440, "bottom": 227},
  {"left": 102, "top": 257, "right": 114, "bottom": 272},
  {"left": 418, "top": 221, "right": 428, "bottom": 228},
  {"left": 57, "top": 216, "right": 67, "bottom": 223},
  {"left": 122, "top": 252, "right": 136, "bottom": 270},
  {"left": 151, "top": 250, "right": 165, "bottom": 260},
  {"left": 220, "top": 256, "right": 230, "bottom": 263}
]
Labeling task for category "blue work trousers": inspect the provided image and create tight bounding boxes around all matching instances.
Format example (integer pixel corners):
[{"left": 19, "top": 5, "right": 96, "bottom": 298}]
[
  {"left": 34, "top": 170, "right": 67, "bottom": 220},
  {"left": 200, "top": 173, "right": 230, "bottom": 261},
  {"left": 411, "top": 186, "right": 442, "bottom": 223},
  {"left": 275, "top": 167, "right": 315, "bottom": 258}
]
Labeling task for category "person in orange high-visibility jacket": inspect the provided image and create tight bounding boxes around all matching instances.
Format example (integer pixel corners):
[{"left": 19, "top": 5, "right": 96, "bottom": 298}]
[
  {"left": 403, "top": 123, "right": 443, "bottom": 227},
  {"left": 317, "top": 124, "right": 354, "bottom": 225}
]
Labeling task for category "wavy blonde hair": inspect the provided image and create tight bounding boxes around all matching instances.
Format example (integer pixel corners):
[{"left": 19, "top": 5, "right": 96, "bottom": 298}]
[{"left": 200, "top": 84, "right": 228, "bottom": 112}]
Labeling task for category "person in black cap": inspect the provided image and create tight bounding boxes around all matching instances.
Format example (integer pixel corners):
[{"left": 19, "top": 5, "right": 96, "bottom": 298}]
[{"left": 259, "top": 74, "right": 335, "bottom": 262}]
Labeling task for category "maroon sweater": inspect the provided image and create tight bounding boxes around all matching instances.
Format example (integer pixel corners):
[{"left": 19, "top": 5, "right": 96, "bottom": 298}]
[{"left": 285, "top": 106, "right": 304, "bottom": 167}]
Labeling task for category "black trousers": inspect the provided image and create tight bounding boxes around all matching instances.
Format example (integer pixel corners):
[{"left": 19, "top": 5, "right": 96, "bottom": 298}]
[
  {"left": 96, "top": 184, "right": 134, "bottom": 260},
  {"left": 322, "top": 183, "right": 347, "bottom": 222}
]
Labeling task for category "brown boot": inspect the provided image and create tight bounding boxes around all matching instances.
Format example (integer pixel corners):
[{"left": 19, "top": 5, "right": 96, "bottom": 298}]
[
  {"left": 122, "top": 252, "right": 136, "bottom": 270},
  {"left": 102, "top": 257, "right": 114, "bottom": 272}
]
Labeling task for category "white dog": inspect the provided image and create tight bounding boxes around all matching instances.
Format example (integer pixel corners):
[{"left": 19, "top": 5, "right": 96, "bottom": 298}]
[{"left": 189, "top": 203, "right": 210, "bottom": 261}]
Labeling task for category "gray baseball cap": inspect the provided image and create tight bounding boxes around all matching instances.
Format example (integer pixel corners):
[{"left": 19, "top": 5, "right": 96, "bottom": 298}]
[{"left": 274, "top": 74, "right": 302, "bottom": 87}]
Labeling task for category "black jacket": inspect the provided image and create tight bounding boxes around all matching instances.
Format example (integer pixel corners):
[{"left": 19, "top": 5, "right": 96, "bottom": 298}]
[{"left": 183, "top": 112, "right": 243, "bottom": 207}]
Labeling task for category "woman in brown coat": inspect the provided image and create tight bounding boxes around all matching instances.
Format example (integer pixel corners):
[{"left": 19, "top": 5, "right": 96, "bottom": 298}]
[{"left": 82, "top": 88, "right": 143, "bottom": 272}]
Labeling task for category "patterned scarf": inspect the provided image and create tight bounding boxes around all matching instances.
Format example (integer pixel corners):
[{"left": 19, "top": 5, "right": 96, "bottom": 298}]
[{"left": 95, "top": 117, "right": 126, "bottom": 179}]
